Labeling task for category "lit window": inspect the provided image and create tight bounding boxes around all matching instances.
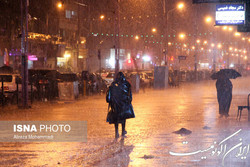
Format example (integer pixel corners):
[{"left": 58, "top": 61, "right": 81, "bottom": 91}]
[
  {"left": 72, "top": 11, "right": 77, "bottom": 16},
  {"left": 66, "top": 10, "right": 71, "bottom": 18}
]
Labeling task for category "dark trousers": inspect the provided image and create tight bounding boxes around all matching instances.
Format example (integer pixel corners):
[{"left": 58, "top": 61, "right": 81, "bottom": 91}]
[{"left": 115, "top": 120, "right": 126, "bottom": 137}]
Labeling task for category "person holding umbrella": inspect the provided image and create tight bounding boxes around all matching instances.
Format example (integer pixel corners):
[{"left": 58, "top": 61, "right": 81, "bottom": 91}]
[{"left": 211, "top": 69, "right": 241, "bottom": 118}]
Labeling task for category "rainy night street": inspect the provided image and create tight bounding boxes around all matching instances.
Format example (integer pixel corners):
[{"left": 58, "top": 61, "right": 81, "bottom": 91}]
[
  {"left": 1, "top": 0, "right": 250, "bottom": 166},
  {"left": 0, "top": 76, "right": 249, "bottom": 167}
]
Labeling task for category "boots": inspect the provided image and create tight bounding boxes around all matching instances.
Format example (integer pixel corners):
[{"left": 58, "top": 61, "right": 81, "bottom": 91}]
[
  {"left": 115, "top": 123, "right": 119, "bottom": 138},
  {"left": 121, "top": 121, "right": 126, "bottom": 137},
  {"left": 115, "top": 122, "right": 127, "bottom": 138}
]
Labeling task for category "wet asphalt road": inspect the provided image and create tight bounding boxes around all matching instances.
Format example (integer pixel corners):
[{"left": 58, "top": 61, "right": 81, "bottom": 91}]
[{"left": 0, "top": 76, "right": 250, "bottom": 167}]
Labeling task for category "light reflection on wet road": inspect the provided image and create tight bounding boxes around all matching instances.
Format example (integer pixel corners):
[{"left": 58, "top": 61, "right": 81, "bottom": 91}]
[{"left": 0, "top": 77, "right": 250, "bottom": 166}]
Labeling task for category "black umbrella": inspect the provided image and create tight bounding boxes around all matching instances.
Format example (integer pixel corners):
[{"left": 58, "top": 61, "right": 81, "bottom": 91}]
[{"left": 211, "top": 69, "right": 241, "bottom": 80}]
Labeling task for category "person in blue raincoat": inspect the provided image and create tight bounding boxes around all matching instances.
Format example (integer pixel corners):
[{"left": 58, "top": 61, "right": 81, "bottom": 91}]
[
  {"left": 216, "top": 75, "right": 233, "bottom": 118},
  {"left": 106, "top": 72, "right": 135, "bottom": 138}
]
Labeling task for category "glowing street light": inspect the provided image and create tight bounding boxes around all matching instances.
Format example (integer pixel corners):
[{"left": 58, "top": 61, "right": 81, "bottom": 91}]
[
  {"left": 164, "top": 2, "right": 186, "bottom": 66},
  {"left": 177, "top": 2, "right": 184, "bottom": 9},
  {"left": 152, "top": 28, "right": 157, "bottom": 33},
  {"left": 100, "top": 15, "right": 105, "bottom": 20},
  {"left": 142, "top": 55, "right": 151, "bottom": 62},
  {"left": 179, "top": 33, "right": 185, "bottom": 39},
  {"left": 135, "top": 35, "right": 139, "bottom": 40},
  {"left": 64, "top": 53, "right": 71, "bottom": 58},
  {"left": 205, "top": 16, "right": 212, "bottom": 23},
  {"left": 57, "top": 2, "right": 63, "bottom": 9},
  {"left": 235, "top": 32, "right": 241, "bottom": 37}
]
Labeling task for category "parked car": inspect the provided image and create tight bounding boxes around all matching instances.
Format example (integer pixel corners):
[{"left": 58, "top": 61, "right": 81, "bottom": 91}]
[
  {"left": 0, "top": 73, "right": 37, "bottom": 104},
  {"left": 58, "top": 73, "right": 80, "bottom": 100},
  {"left": 28, "top": 69, "right": 60, "bottom": 101},
  {"left": 0, "top": 74, "right": 19, "bottom": 94},
  {"left": 144, "top": 71, "right": 154, "bottom": 80},
  {"left": 88, "top": 73, "right": 108, "bottom": 94},
  {"left": 139, "top": 72, "right": 151, "bottom": 87}
]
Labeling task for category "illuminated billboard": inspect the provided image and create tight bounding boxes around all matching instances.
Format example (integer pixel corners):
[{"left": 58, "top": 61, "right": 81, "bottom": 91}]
[{"left": 215, "top": 4, "right": 245, "bottom": 25}]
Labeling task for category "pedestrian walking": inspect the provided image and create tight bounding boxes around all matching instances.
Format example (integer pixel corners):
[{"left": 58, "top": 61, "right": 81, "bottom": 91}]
[
  {"left": 216, "top": 76, "right": 232, "bottom": 118},
  {"left": 106, "top": 72, "right": 135, "bottom": 138},
  {"left": 211, "top": 69, "right": 241, "bottom": 118}
]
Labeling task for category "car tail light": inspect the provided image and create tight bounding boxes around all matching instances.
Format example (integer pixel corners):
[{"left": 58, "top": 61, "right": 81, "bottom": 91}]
[{"left": 39, "top": 80, "right": 48, "bottom": 84}]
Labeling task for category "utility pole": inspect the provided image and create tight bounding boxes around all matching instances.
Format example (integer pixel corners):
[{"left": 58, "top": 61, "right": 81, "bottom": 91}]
[
  {"left": 21, "top": 0, "right": 29, "bottom": 108},
  {"left": 114, "top": 0, "right": 120, "bottom": 77},
  {"left": 98, "top": 49, "right": 101, "bottom": 73},
  {"left": 213, "top": 45, "right": 216, "bottom": 71},
  {"left": 77, "top": 0, "right": 80, "bottom": 72},
  {"left": 194, "top": 5, "right": 199, "bottom": 81},
  {"left": 163, "top": 0, "right": 168, "bottom": 66}
]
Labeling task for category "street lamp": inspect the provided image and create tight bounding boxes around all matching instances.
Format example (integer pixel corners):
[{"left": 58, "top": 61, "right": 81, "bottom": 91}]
[
  {"left": 57, "top": 2, "right": 63, "bottom": 9},
  {"left": 205, "top": 16, "right": 212, "bottom": 23},
  {"left": 235, "top": 32, "right": 241, "bottom": 37},
  {"left": 163, "top": 1, "right": 185, "bottom": 66},
  {"left": 152, "top": 28, "right": 157, "bottom": 33},
  {"left": 223, "top": 26, "right": 228, "bottom": 31},
  {"left": 179, "top": 33, "right": 185, "bottom": 39},
  {"left": 178, "top": 3, "right": 184, "bottom": 9},
  {"left": 179, "top": 33, "right": 185, "bottom": 55},
  {"left": 56, "top": 0, "right": 87, "bottom": 72},
  {"left": 217, "top": 43, "right": 222, "bottom": 49},
  {"left": 135, "top": 35, "right": 139, "bottom": 40},
  {"left": 100, "top": 15, "right": 105, "bottom": 20},
  {"left": 211, "top": 43, "right": 216, "bottom": 71}
]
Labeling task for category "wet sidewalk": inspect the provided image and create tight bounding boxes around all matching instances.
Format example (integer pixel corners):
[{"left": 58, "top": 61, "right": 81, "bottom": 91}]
[{"left": 0, "top": 77, "right": 250, "bottom": 166}]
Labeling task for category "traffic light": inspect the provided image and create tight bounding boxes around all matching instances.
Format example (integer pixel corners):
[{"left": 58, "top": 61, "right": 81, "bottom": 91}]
[
  {"left": 170, "top": 56, "right": 174, "bottom": 61},
  {"left": 127, "top": 59, "right": 132, "bottom": 64}
]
